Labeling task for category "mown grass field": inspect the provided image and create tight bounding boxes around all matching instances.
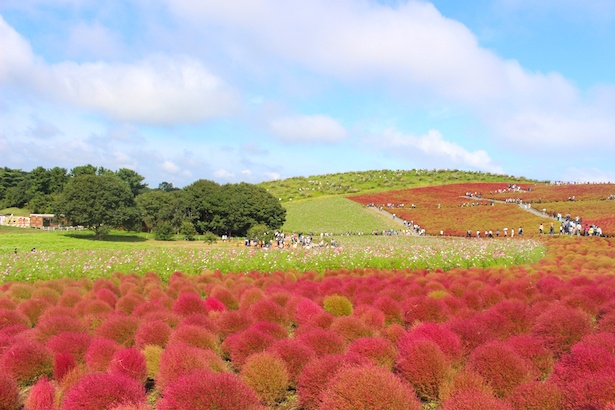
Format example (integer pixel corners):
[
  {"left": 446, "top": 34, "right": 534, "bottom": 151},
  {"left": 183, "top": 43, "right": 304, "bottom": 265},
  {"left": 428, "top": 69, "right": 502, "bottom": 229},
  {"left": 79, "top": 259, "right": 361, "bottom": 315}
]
[{"left": 281, "top": 196, "right": 402, "bottom": 234}]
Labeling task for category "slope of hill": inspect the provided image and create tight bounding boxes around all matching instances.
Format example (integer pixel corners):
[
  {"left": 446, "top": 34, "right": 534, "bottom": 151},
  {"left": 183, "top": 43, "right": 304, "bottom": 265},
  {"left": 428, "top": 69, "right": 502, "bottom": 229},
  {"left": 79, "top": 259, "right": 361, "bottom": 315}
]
[{"left": 259, "top": 169, "right": 540, "bottom": 202}]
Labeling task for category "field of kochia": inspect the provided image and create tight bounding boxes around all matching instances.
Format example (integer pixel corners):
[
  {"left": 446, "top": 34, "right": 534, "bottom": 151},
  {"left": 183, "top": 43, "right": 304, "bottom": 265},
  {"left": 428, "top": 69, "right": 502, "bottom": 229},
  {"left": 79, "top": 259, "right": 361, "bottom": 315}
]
[{"left": 1, "top": 179, "right": 615, "bottom": 409}]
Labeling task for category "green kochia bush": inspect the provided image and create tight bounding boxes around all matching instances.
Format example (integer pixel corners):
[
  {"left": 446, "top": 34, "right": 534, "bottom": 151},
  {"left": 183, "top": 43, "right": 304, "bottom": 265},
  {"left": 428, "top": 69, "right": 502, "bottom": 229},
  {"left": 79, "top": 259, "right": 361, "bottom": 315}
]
[{"left": 323, "top": 294, "right": 353, "bottom": 316}]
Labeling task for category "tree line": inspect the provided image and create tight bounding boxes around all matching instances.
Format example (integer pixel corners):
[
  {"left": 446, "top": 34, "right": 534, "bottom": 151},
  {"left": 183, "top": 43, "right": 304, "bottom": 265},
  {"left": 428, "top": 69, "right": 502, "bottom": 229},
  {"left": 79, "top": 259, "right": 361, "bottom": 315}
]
[{"left": 0, "top": 165, "right": 285, "bottom": 240}]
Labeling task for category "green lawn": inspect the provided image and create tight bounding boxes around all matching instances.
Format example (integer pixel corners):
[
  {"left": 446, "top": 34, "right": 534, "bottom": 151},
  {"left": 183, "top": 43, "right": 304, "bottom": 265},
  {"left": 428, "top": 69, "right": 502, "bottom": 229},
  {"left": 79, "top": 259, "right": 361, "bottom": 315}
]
[{"left": 282, "top": 196, "right": 402, "bottom": 234}]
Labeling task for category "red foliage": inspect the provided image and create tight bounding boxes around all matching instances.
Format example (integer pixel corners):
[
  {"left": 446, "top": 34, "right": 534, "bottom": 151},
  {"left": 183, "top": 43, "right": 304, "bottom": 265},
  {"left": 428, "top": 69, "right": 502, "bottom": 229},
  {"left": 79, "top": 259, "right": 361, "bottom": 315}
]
[
  {"left": 115, "top": 294, "right": 146, "bottom": 315},
  {"left": 25, "top": 377, "right": 56, "bottom": 410},
  {"left": 248, "top": 298, "right": 289, "bottom": 326},
  {"left": 292, "top": 297, "right": 324, "bottom": 325},
  {"left": 348, "top": 336, "right": 397, "bottom": 369},
  {"left": 203, "top": 297, "right": 226, "bottom": 312},
  {"left": 95, "top": 314, "right": 140, "bottom": 346},
  {"left": 157, "top": 370, "right": 263, "bottom": 410},
  {"left": 402, "top": 295, "right": 449, "bottom": 324},
  {"left": 0, "top": 371, "right": 20, "bottom": 410},
  {"left": 215, "top": 310, "right": 253, "bottom": 338},
  {"left": 297, "top": 353, "right": 368, "bottom": 410},
  {"left": 156, "top": 342, "right": 228, "bottom": 390},
  {"left": 17, "top": 298, "right": 51, "bottom": 325},
  {"left": 267, "top": 338, "right": 315, "bottom": 386},
  {"left": 395, "top": 338, "right": 451, "bottom": 401},
  {"left": 95, "top": 288, "right": 118, "bottom": 308},
  {"left": 466, "top": 341, "right": 531, "bottom": 398},
  {"left": 134, "top": 320, "right": 171, "bottom": 349},
  {"left": 556, "top": 369, "right": 615, "bottom": 409},
  {"left": 508, "top": 381, "right": 563, "bottom": 410},
  {"left": 441, "top": 389, "right": 512, "bottom": 410},
  {"left": 319, "top": 364, "right": 421, "bottom": 410},
  {"left": 168, "top": 324, "right": 219, "bottom": 352},
  {"left": 46, "top": 331, "right": 92, "bottom": 363},
  {"left": 109, "top": 348, "right": 147, "bottom": 383},
  {"left": 329, "top": 315, "right": 374, "bottom": 342},
  {"left": 531, "top": 304, "right": 592, "bottom": 357},
  {"left": 171, "top": 292, "right": 207, "bottom": 317},
  {"left": 61, "top": 372, "right": 146, "bottom": 410},
  {"left": 402, "top": 322, "right": 462, "bottom": 362},
  {"left": 505, "top": 335, "right": 554, "bottom": 380},
  {"left": 296, "top": 327, "right": 347, "bottom": 357},
  {"left": 1, "top": 340, "right": 54, "bottom": 385},
  {"left": 222, "top": 327, "right": 276, "bottom": 368},
  {"left": 54, "top": 352, "right": 76, "bottom": 381},
  {"left": 85, "top": 337, "right": 121, "bottom": 372},
  {"left": 240, "top": 351, "right": 289, "bottom": 406},
  {"left": 0, "top": 308, "right": 30, "bottom": 329},
  {"left": 34, "top": 314, "right": 85, "bottom": 342}
]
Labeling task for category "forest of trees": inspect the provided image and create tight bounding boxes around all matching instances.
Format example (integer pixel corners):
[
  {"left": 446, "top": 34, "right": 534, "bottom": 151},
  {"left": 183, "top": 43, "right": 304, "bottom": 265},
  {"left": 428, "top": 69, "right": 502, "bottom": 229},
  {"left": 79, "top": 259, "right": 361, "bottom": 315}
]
[{"left": 0, "top": 166, "right": 286, "bottom": 239}]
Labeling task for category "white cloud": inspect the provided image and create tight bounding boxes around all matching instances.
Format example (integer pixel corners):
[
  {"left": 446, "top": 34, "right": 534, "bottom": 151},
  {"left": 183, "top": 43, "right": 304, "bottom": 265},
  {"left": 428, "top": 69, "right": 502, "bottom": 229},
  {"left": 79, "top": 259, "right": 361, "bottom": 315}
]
[
  {"left": 0, "top": 15, "right": 237, "bottom": 125},
  {"left": 375, "top": 129, "right": 502, "bottom": 173},
  {"left": 263, "top": 172, "right": 282, "bottom": 180},
  {"left": 66, "top": 21, "right": 122, "bottom": 59},
  {"left": 270, "top": 114, "right": 347, "bottom": 143},
  {"left": 213, "top": 169, "right": 235, "bottom": 179},
  {"left": 161, "top": 160, "right": 180, "bottom": 174}
]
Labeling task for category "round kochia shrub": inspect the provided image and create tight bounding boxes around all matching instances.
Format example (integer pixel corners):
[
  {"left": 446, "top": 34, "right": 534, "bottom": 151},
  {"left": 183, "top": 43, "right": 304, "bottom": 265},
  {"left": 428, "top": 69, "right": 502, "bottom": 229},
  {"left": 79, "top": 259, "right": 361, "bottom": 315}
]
[
  {"left": 297, "top": 353, "right": 368, "bottom": 410},
  {"left": 134, "top": 320, "right": 171, "bottom": 349},
  {"left": 322, "top": 294, "right": 353, "bottom": 316},
  {"left": 240, "top": 352, "right": 289, "bottom": 406},
  {"left": 319, "top": 364, "right": 422, "bottom": 410},
  {"left": 1, "top": 340, "right": 54, "bottom": 385},
  {"left": 531, "top": 303, "right": 592, "bottom": 357},
  {"left": 395, "top": 338, "right": 451, "bottom": 402},
  {"left": 508, "top": 381, "right": 563, "bottom": 410},
  {"left": 466, "top": 341, "right": 530, "bottom": 398},
  {"left": 0, "top": 371, "right": 20, "bottom": 410},
  {"left": 441, "top": 389, "right": 511, "bottom": 410},
  {"left": 109, "top": 348, "right": 147, "bottom": 383},
  {"left": 296, "top": 327, "right": 346, "bottom": 357},
  {"left": 61, "top": 372, "right": 146, "bottom": 410},
  {"left": 267, "top": 338, "right": 315, "bottom": 386},
  {"left": 157, "top": 370, "right": 264, "bottom": 410},
  {"left": 348, "top": 336, "right": 397, "bottom": 369},
  {"left": 25, "top": 377, "right": 56, "bottom": 410},
  {"left": 85, "top": 337, "right": 121, "bottom": 372}
]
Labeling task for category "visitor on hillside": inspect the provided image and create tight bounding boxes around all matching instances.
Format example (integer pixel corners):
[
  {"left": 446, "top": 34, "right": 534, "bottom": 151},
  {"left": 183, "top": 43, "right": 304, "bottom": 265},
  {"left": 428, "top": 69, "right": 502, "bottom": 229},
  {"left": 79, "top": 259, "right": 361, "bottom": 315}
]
[
  {"left": 518, "top": 227, "right": 523, "bottom": 236},
  {"left": 539, "top": 223, "right": 543, "bottom": 234},
  {"left": 550, "top": 223, "right": 554, "bottom": 235}
]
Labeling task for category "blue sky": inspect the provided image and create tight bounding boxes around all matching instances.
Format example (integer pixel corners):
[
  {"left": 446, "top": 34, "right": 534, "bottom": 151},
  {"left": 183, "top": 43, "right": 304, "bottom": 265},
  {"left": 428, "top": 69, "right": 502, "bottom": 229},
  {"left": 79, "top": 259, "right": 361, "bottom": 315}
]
[{"left": 1, "top": 0, "right": 615, "bottom": 187}]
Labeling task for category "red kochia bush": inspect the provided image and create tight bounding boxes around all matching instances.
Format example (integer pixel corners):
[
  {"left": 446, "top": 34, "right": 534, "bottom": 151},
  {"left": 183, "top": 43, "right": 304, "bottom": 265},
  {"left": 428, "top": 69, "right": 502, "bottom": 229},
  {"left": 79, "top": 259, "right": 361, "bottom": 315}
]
[
  {"left": 54, "top": 352, "right": 76, "bottom": 381},
  {"left": 222, "top": 328, "right": 276, "bottom": 368},
  {"left": 168, "top": 324, "right": 220, "bottom": 352},
  {"left": 403, "top": 322, "right": 462, "bottom": 363},
  {"left": 61, "top": 372, "right": 146, "bottom": 410},
  {"left": 157, "top": 370, "right": 263, "bottom": 410},
  {"left": 172, "top": 292, "right": 207, "bottom": 317},
  {"left": 85, "top": 337, "right": 121, "bottom": 372},
  {"left": 248, "top": 298, "right": 289, "bottom": 326},
  {"left": 46, "top": 331, "right": 92, "bottom": 363},
  {"left": 319, "top": 364, "right": 422, "bottom": 410},
  {"left": 395, "top": 338, "right": 450, "bottom": 402},
  {"left": 17, "top": 298, "right": 50, "bottom": 325},
  {"left": 204, "top": 297, "right": 226, "bottom": 312},
  {"left": 505, "top": 335, "right": 554, "bottom": 380},
  {"left": 531, "top": 304, "right": 592, "bottom": 357},
  {"left": 296, "top": 327, "right": 346, "bottom": 357},
  {"left": 441, "top": 389, "right": 511, "bottom": 410},
  {"left": 293, "top": 298, "right": 324, "bottom": 325},
  {"left": 25, "top": 376, "right": 56, "bottom": 410},
  {"left": 109, "top": 348, "right": 147, "bottom": 383},
  {"left": 95, "top": 315, "right": 140, "bottom": 346},
  {"left": 0, "top": 371, "right": 20, "bottom": 410},
  {"left": 297, "top": 353, "right": 368, "bottom": 410},
  {"left": 0, "top": 308, "right": 30, "bottom": 329},
  {"left": 156, "top": 342, "right": 229, "bottom": 390},
  {"left": 268, "top": 338, "right": 316, "bottom": 386},
  {"left": 508, "top": 381, "right": 563, "bottom": 410},
  {"left": 1, "top": 340, "right": 54, "bottom": 385},
  {"left": 467, "top": 341, "right": 530, "bottom": 398},
  {"left": 134, "top": 320, "right": 171, "bottom": 349},
  {"left": 348, "top": 336, "right": 397, "bottom": 370}
]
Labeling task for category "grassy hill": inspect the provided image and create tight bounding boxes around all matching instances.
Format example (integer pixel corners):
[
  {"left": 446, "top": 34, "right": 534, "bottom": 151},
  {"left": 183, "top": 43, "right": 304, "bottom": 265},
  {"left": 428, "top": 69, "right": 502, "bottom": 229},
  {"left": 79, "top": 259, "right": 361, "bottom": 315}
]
[
  {"left": 259, "top": 169, "right": 541, "bottom": 203},
  {"left": 281, "top": 196, "right": 403, "bottom": 234}
]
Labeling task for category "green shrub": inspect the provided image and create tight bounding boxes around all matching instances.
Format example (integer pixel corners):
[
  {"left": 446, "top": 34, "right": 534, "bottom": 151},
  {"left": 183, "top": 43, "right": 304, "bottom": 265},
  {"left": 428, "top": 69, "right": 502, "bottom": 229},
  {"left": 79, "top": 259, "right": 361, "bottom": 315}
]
[
  {"left": 180, "top": 221, "right": 197, "bottom": 241},
  {"left": 154, "top": 222, "right": 174, "bottom": 241},
  {"left": 202, "top": 232, "right": 218, "bottom": 244},
  {"left": 323, "top": 295, "right": 353, "bottom": 317}
]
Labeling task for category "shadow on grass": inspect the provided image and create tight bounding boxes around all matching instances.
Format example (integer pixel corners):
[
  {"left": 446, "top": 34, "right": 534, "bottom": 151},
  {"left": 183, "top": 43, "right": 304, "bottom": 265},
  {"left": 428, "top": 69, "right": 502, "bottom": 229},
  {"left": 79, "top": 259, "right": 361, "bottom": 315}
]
[{"left": 64, "top": 232, "right": 147, "bottom": 243}]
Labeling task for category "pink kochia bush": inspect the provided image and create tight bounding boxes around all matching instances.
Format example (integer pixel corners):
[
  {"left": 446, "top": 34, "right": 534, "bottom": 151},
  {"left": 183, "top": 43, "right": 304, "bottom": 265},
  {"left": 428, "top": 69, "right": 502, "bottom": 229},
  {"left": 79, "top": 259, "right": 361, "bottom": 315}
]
[
  {"left": 24, "top": 377, "right": 56, "bottom": 410},
  {"left": 0, "top": 371, "right": 21, "bottom": 410},
  {"left": 320, "top": 364, "right": 422, "bottom": 410},
  {"left": 61, "top": 372, "right": 146, "bottom": 410},
  {"left": 157, "top": 370, "right": 263, "bottom": 410}
]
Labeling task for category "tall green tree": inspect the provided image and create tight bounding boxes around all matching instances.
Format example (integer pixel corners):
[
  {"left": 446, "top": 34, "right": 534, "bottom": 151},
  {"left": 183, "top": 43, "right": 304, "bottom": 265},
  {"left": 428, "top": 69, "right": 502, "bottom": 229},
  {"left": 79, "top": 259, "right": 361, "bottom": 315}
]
[
  {"left": 116, "top": 168, "right": 148, "bottom": 197},
  {"left": 56, "top": 174, "right": 137, "bottom": 239},
  {"left": 182, "top": 179, "right": 222, "bottom": 233}
]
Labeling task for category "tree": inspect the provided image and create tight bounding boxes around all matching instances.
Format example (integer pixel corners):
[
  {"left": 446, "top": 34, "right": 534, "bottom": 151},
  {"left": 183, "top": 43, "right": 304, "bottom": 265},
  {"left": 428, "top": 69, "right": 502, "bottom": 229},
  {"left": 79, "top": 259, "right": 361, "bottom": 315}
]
[
  {"left": 182, "top": 179, "right": 222, "bottom": 233},
  {"left": 56, "top": 174, "right": 137, "bottom": 239},
  {"left": 116, "top": 168, "right": 148, "bottom": 197}
]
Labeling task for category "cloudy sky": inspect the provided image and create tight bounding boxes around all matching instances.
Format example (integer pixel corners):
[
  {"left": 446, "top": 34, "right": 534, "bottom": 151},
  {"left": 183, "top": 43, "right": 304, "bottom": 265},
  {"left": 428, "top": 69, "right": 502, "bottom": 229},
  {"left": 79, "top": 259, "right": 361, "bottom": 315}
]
[{"left": 1, "top": 0, "right": 615, "bottom": 187}]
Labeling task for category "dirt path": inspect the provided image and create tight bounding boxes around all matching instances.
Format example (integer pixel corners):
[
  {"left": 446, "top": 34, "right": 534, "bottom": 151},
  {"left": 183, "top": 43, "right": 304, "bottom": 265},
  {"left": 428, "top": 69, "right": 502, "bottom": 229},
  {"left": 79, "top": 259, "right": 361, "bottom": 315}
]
[
  {"left": 460, "top": 196, "right": 556, "bottom": 220},
  {"left": 365, "top": 206, "right": 418, "bottom": 234}
]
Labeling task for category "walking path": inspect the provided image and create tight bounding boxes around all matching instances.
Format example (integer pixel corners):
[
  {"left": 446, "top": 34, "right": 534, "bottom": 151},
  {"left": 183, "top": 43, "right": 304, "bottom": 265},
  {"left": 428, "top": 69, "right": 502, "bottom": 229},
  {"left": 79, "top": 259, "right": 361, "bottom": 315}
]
[{"left": 460, "top": 196, "right": 556, "bottom": 220}]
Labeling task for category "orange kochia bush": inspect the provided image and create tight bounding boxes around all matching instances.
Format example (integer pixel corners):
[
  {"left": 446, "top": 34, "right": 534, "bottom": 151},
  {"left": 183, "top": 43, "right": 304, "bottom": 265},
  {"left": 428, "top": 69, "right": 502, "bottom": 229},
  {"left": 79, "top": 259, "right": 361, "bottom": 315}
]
[{"left": 0, "top": 239, "right": 615, "bottom": 408}]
